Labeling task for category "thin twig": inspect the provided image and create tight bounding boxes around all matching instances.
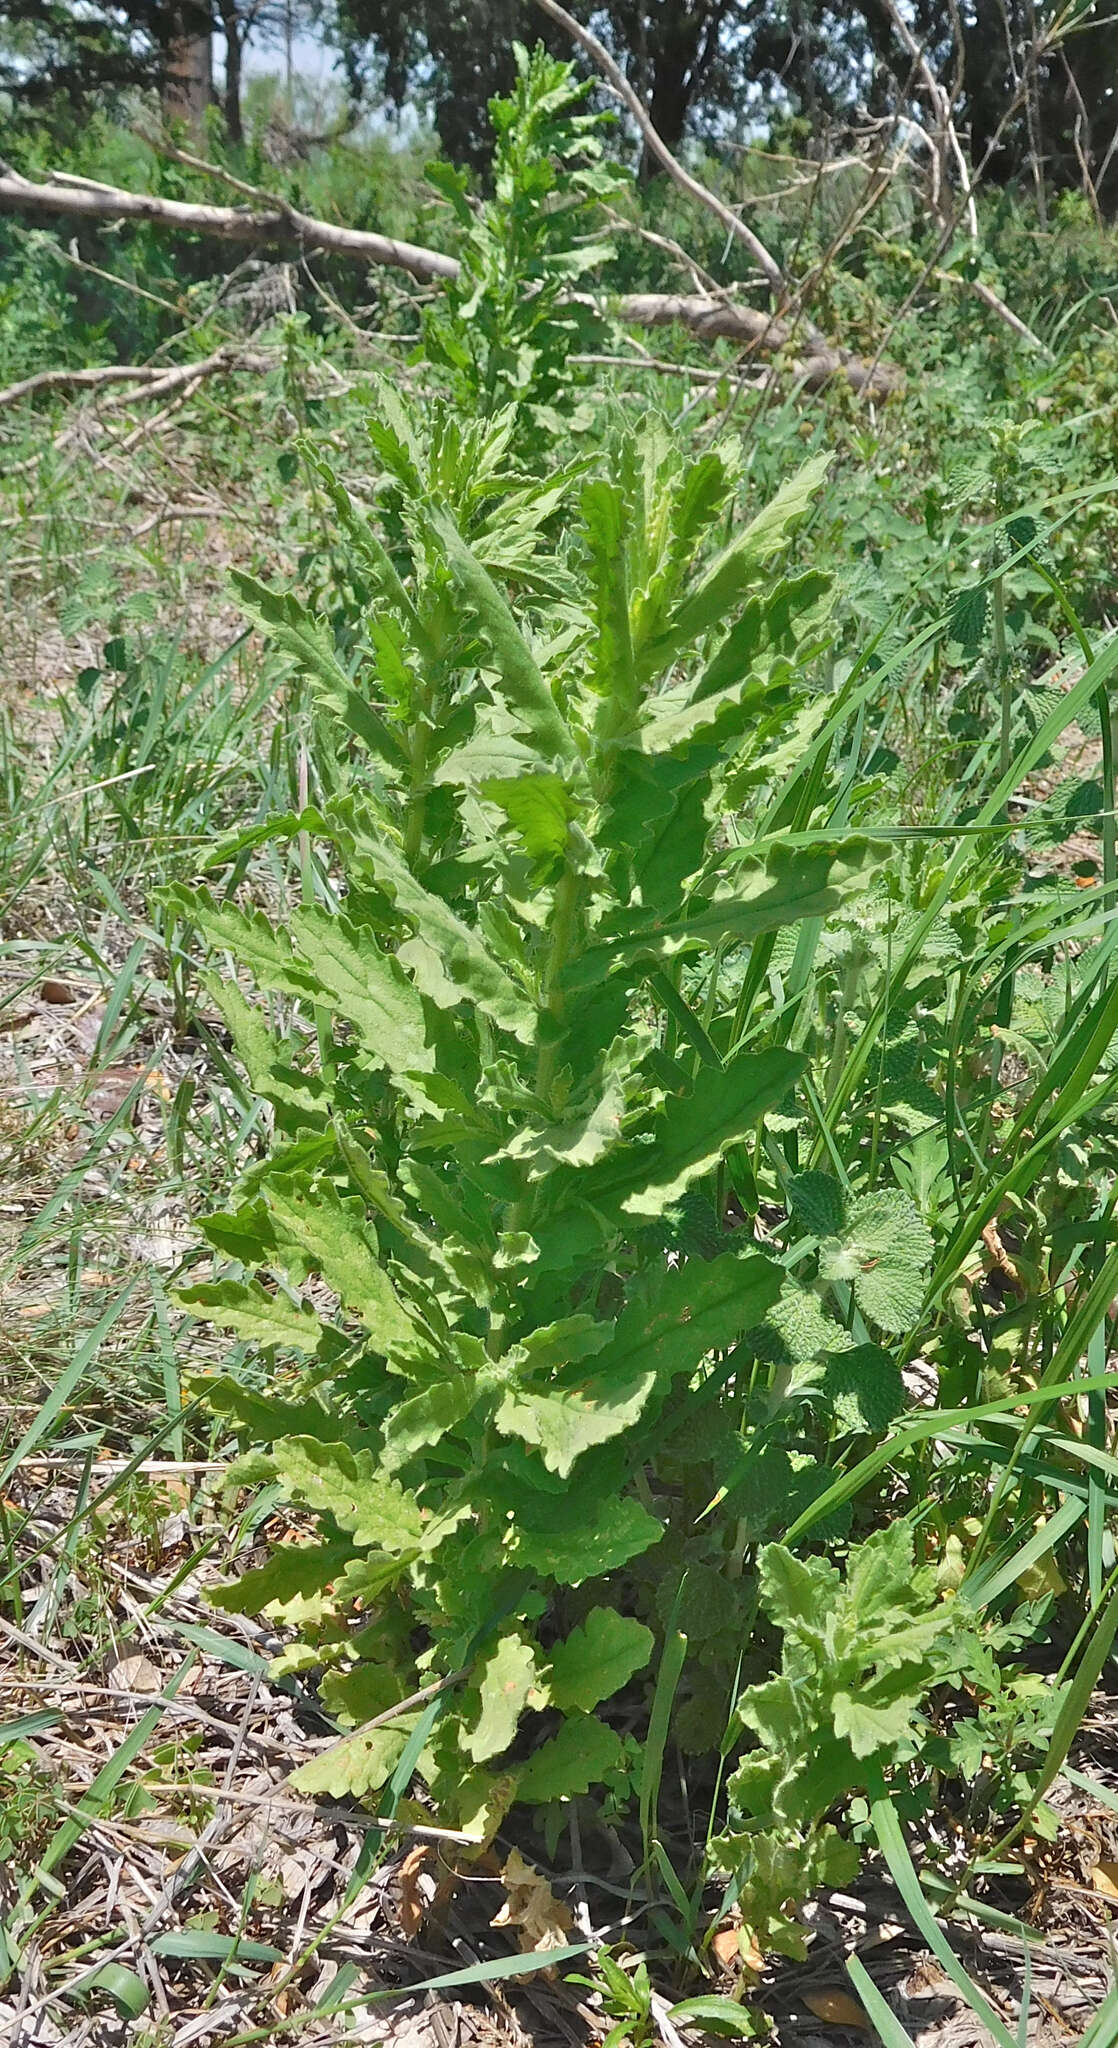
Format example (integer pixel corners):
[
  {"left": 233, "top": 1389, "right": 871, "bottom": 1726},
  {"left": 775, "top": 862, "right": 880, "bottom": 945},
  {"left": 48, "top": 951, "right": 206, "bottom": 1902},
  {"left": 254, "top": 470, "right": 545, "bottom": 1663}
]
[{"left": 531, "top": 0, "right": 788, "bottom": 299}]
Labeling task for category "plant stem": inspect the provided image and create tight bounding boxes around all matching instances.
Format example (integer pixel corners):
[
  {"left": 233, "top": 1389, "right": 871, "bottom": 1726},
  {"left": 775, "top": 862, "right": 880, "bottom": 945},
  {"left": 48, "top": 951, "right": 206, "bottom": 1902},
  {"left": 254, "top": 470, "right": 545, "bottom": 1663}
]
[
  {"left": 534, "top": 862, "right": 581, "bottom": 1105},
  {"left": 403, "top": 714, "right": 431, "bottom": 866},
  {"left": 994, "top": 573, "right": 1010, "bottom": 794}
]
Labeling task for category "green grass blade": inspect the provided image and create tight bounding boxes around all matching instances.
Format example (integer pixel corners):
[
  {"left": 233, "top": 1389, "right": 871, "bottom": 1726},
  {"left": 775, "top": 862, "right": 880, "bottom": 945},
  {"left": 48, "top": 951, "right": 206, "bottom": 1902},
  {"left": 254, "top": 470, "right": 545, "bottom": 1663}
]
[
  {"left": 0, "top": 1282, "right": 136, "bottom": 1489},
  {"left": 869, "top": 1789, "right": 1016, "bottom": 2048},
  {"left": 845, "top": 1955, "right": 915, "bottom": 2046}
]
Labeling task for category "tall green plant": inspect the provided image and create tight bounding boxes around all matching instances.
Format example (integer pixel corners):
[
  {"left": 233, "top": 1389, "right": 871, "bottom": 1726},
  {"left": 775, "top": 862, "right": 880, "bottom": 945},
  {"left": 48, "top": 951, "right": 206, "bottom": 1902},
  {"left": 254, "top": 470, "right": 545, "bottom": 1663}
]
[
  {"left": 167, "top": 391, "right": 890, "bottom": 1842},
  {"left": 422, "top": 43, "right": 626, "bottom": 437}
]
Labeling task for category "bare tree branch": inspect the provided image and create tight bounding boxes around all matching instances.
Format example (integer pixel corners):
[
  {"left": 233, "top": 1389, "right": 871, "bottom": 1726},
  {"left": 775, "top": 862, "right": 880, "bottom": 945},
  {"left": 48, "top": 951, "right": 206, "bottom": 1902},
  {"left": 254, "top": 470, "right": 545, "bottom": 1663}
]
[
  {"left": 0, "top": 346, "right": 276, "bottom": 416},
  {"left": 615, "top": 295, "right": 904, "bottom": 392},
  {"left": 529, "top": 0, "right": 790, "bottom": 300}
]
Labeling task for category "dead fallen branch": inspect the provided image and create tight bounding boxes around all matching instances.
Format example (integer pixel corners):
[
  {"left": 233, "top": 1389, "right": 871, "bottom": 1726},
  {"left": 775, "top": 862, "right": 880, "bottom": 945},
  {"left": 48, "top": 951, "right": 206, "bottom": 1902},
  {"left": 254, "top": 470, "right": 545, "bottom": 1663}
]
[
  {"left": 0, "top": 165, "right": 459, "bottom": 284},
  {"left": 617, "top": 294, "right": 905, "bottom": 393},
  {"left": 0, "top": 362, "right": 177, "bottom": 408},
  {"left": 0, "top": 165, "right": 900, "bottom": 397},
  {"left": 0, "top": 344, "right": 276, "bottom": 414}
]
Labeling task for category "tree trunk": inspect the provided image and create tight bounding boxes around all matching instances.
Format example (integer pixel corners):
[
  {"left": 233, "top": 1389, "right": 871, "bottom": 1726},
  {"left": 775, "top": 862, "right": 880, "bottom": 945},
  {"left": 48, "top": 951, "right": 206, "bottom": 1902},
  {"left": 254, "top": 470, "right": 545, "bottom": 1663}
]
[
  {"left": 637, "top": 2, "right": 713, "bottom": 183},
  {"left": 644, "top": 65, "right": 693, "bottom": 171},
  {"left": 218, "top": 0, "right": 244, "bottom": 144},
  {"left": 163, "top": 9, "right": 213, "bottom": 132}
]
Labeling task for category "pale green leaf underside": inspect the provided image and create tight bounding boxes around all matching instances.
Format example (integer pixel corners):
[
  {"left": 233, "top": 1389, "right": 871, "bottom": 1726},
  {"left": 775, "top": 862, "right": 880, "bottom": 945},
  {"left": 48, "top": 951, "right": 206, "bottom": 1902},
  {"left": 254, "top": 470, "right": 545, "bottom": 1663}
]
[{"left": 464, "top": 1634, "right": 541, "bottom": 1761}]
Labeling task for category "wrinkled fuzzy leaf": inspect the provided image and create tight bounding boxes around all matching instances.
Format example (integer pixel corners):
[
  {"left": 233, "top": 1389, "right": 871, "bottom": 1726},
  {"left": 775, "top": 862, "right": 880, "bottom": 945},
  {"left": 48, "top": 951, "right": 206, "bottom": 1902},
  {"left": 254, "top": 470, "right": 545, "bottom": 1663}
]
[
  {"left": 264, "top": 1174, "right": 416, "bottom": 1349},
  {"left": 572, "top": 838, "right": 887, "bottom": 980},
  {"left": 500, "top": 1067, "right": 626, "bottom": 1176},
  {"left": 546, "top": 1607, "right": 653, "bottom": 1713},
  {"left": 510, "top": 1491, "right": 663, "bottom": 1584},
  {"left": 175, "top": 1279, "right": 322, "bottom": 1353},
  {"left": 290, "top": 1723, "right": 411, "bottom": 1798},
  {"left": 831, "top": 1688, "right": 920, "bottom": 1759},
  {"left": 339, "top": 808, "right": 535, "bottom": 1042},
  {"left": 820, "top": 1191, "right": 934, "bottom": 1336},
  {"left": 596, "top": 1251, "right": 782, "bottom": 1388},
  {"left": 208, "top": 1539, "right": 354, "bottom": 1616},
  {"left": 200, "top": 1374, "right": 338, "bottom": 1443},
  {"left": 270, "top": 1437, "right": 424, "bottom": 1550},
  {"left": 482, "top": 772, "right": 577, "bottom": 863},
  {"left": 623, "top": 1047, "right": 804, "bottom": 1217},
  {"left": 789, "top": 1170, "right": 846, "bottom": 1239},
  {"left": 232, "top": 571, "right": 405, "bottom": 768},
  {"left": 205, "top": 977, "right": 328, "bottom": 1123},
  {"left": 464, "top": 1636, "right": 541, "bottom": 1762},
  {"left": 762, "top": 1284, "right": 851, "bottom": 1366},
  {"left": 949, "top": 582, "right": 988, "bottom": 650},
  {"left": 381, "top": 1376, "right": 479, "bottom": 1470},
  {"left": 515, "top": 1713, "right": 623, "bottom": 1802},
  {"left": 428, "top": 505, "right": 578, "bottom": 764},
  {"left": 852, "top": 1262, "right": 926, "bottom": 1336},
  {"left": 291, "top": 906, "right": 433, "bottom": 1075},
  {"left": 663, "top": 454, "right": 833, "bottom": 653},
  {"left": 163, "top": 884, "right": 322, "bottom": 1002},
  {"left": 823, "top": 1344, "right": 905, "bottom": 1434},
  {"left": 494, "top": 1370, "right": 655, "bottom": 1478}
]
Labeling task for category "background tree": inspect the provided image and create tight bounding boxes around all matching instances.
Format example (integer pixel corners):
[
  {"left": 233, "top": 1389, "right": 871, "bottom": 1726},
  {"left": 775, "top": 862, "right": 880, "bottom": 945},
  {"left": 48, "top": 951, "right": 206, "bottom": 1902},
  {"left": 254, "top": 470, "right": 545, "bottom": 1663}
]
[
  {"left": 325, "top": 0, "right": 775, "bottom": 173},
  {"left": 0, "top": 0, "right": 211, "bottom": 133},
  {"left": 0, "top": 0, "right": 312, "bottom": 150},
  {"left": 322, "top": 0, "right": 1118, "bottom": 210}
]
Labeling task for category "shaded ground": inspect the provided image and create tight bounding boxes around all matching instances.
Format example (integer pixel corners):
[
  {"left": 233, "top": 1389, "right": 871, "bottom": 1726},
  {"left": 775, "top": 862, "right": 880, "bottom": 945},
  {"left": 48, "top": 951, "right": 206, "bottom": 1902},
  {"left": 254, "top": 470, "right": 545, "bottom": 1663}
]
[{"left": 1, "top": 1493, "right": 1116, "bottom": 2048}]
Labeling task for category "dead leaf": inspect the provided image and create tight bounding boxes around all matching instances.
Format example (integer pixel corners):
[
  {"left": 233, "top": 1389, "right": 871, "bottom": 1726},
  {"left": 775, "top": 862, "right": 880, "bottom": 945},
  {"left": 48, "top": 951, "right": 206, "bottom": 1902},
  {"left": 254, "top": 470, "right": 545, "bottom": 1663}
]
[
  {"left": 1092, "top": 1861, "right": 1118, "bottom": 1900},
  {"left": 108, "top": 1652, "right": 163, "bottom": 1696},
  {"left": 40, "top": 978, "right": 76, "bottom": 1005},
  {"left": 397, "top": 1844, "right": 430, "bottom": 1939},
  {"left": 805, "top": 1988, "right": 868, "bottom": 2029},
  {"left": 491, "top": 1847, "right": 573, "bottom": 1959},
  {"left": 981, "top": 1222, "right": 1023, "bottom": 1290},
  {"left": 712, "top": 1925, "right": 742, "bottom": 1970},
  {"left": 85, "top": 1065, "right": 146, "bottom": 1121}
]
